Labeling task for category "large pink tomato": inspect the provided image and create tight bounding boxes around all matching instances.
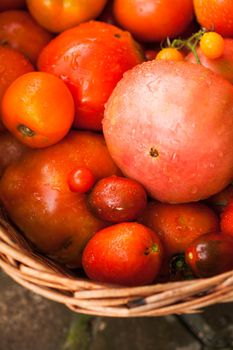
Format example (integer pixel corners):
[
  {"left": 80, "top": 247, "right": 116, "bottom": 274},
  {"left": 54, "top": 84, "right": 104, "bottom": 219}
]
[{"left": 103, "top": 60, "right": 233, "bottom": 203}]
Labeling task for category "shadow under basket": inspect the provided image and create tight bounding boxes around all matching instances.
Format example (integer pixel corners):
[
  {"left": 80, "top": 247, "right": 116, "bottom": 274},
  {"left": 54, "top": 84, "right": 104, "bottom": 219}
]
[{"left": 1, "top": 208, "right": 233, "bottom": 318}]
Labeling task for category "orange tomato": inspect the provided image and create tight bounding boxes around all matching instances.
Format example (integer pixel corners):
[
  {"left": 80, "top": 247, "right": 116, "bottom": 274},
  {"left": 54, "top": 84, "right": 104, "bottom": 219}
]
[
  {"left": 38, "top": 21, "right": 144, "bottom": 131},
  {"left": 113, "top": 0, "right": 194, "bottom": 42},
  {"left": 139, "top": 202, "right": 219, "bottom": 257},
  {"left": 26, "top": 0, "right": 107, "bottom": 33},
  {"left": 200, "top": 32, "right": 225, "bottom": 59},
  {"left": 2, "top": 72, "right": 74, "bottom": 148},
  {"left": 0, "top": 46, "right": 34, "bottom": 130},
  {"left": 194, "top": 0, "right": 233, "bottom": 37},
  {"left": 156, "top": 48, "right": 184, "bottom": 61},
  {"left": 0, "top": 0, "right": 25, "bottom": 11},
  {"left": 0, "top": 10, "right": 52, "bottom": 65}
]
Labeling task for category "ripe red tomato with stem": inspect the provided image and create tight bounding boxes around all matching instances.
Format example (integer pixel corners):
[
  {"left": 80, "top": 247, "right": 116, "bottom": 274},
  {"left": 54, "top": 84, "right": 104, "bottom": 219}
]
[
  {"left": 82, "top": 222, "right": 164, "bottom": 286},
  {"left": 38, "top": 21, "right": 144, "bottom": 131}
]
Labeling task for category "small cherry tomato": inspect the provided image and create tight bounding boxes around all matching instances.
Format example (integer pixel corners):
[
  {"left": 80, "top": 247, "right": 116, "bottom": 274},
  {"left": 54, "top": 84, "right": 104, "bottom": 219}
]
[
  {"left": 2, "top": 72, "right": 74, "bottom": 148},
  {"left": 200, "top": 32, "right": 224, "bottom": 59},
  {"left": 68, "top": 167, "right": 95, "bottom": 193},
  {"left": 185, "top": 232, "right": 233, "bottom": 278},
  {"left": 88, "top": 175, "right": 147, "bottom": 222},
  {"left": 156, "top": 48, "right": 184, "bottom": 61},
  {"left": 0, "top": 10, "right": 53, "bottom": 65}
]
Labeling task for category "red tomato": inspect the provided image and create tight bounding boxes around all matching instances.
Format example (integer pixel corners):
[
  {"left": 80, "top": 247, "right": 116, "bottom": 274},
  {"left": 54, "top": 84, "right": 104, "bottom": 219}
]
[
  {"left": 113, "top": 0, "right": 194, "bottom": 42},
  {"left": 38, "top": 21, "right": 144, "bottom": 131},
  {"left": 206, "top": 184, "right": 233, "bottom": 213},
  {"left": 82, "top": 222, "right": 164, "bottom": 286},
  {"left": 68, "top": 167, "right": 95, "bottom": 193},
  {"left": 220, "top": 199, "right": 233, "bottom": 235},
  {"left": 88, "top": 175, "right": 147, "bottom": 222},
  {"left": 139, "top": 202, "right": 219, "bottom": 257},
  {"left": 0, "top": 10, "right": 53, "bottom": 65}
]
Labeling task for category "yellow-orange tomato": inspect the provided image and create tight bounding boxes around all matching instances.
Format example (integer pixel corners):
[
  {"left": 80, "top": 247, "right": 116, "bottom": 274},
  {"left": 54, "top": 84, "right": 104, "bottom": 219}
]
[
  {"left": 2, "top": 72, "right": 74, "bottom": 148},
  {"left": 0, "top": 0, "right": 25, "bottom": 11},
  {"left": 26, "top": 0, "right": 107, "bottom": 33},
  {"left": 156, "top": 48, "right": 184, "bottom": 61},
  {"left": 200, "top": 32, "right": 225, "bottom": 59},
  {"left": 0, "top": 10, "right": 52, "bottom": 65},
  {"left": 0, "top": 46, "right": 34, "bottom": 130}
]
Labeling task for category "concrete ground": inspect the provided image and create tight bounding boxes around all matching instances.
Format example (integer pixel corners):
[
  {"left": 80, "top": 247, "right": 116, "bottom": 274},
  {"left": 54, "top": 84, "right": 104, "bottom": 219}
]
[{"left": 1, "top": 271, "right": 233, "bottom": 350}]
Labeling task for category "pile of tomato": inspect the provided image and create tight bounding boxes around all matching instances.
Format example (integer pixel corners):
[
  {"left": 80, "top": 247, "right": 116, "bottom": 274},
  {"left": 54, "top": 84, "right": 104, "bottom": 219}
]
[{"left": 1, "top": 0, "right": 233, "bottom": 287}]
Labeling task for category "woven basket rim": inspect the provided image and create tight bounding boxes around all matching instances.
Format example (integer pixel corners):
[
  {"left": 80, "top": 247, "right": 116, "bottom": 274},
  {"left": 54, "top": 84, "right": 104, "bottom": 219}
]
[{"left": 1, "top": 208, "right": 233, "bottom": 317}]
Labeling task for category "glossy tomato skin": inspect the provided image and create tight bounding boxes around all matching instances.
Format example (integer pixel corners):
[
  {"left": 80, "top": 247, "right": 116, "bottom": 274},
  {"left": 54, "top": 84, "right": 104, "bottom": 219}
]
[
  {"left": 194, "top": 0, "right": 233, "bottom": 37},
  {"left": 113, "top": 0, "right": 194, "bottom": 42},
  {"left": 0, "top": 131, "right": 121, "bottom": 267},
  {"left": 2, "top": 72, "right": 75, "bottom": 148},
  {"left": 139, "top": 202, "right": 219, "bottom": 258},
  {"left": 103, "top": 60, "right": 233, "bottom": 203},
  {"left": 38, "top": 21, "right": 144, "bottom": 131},
  {"left": 82, "top": 222, "right": 164, "bottom": 286},
  {"left": 185, "top": 232, "right": 233, "bottom": 277},
  {"left": 220, "top": 199, "right": 233, "bottom": 235},
  {"left": 0, "top": 131, "right": 28, "bottom": 177},
  {"left": 0, "top": 45, "right": 34, "bottom": 130},
  {"left": 27, "top": 0, "right": 107, "bottom": 33},
  {"left": 0, "top": 10, "right": 52, "bottom": 65},
  {"left": 68, "top": 167, "right": 95, "bottom": 193},
  {"left": 186, "top": 39, "right": 233, "bottom": 84},
  {"left": 88, "top": 175, "right": 147, "bottom": 222},
  {"left": 206, "top": 184, "right": 233, "bottom": 213}
]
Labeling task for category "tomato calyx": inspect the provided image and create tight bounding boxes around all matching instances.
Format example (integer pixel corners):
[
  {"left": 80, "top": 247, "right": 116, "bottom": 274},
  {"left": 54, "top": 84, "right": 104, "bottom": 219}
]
[
  {"left": 163, "top": 29, "right": 206, "bottom": 64},
  {"left": 170, "top": 254, "right": 194, "bottom": 281},
  {"left": 17, "top": 124, "right": 35, "bottom": 137},
  {"left": 144, "top": 243, "right": 159, "bottom": 255}
]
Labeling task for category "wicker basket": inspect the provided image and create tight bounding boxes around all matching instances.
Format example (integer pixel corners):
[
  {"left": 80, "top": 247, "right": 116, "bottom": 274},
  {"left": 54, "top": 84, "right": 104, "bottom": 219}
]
[{"left": 1, "top": 207, "right": 233, "bottom": 318}]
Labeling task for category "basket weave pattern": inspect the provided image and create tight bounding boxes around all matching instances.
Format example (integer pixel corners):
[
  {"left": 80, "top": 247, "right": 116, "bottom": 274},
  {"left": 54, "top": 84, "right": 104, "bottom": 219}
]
[{"left": 1, "top": 208, "right": 233, "bottom": 317}]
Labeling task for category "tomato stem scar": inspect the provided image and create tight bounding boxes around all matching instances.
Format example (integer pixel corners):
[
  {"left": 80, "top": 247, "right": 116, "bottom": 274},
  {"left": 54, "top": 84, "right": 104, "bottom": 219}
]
[{"left": 17, "top": 124, "right": 35, "bottom": 137}]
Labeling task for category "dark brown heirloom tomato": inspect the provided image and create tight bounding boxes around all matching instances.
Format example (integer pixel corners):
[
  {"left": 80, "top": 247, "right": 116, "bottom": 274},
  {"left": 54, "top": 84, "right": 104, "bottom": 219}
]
[
  {"left": 0, "top": 131, "right": 28, "bottom": 177},
  {"left": 185, "top": 232, "right": 233, "bottom": 278},
  {"left": 88, "top": 175, "right": 147, "bottom": 222}
]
